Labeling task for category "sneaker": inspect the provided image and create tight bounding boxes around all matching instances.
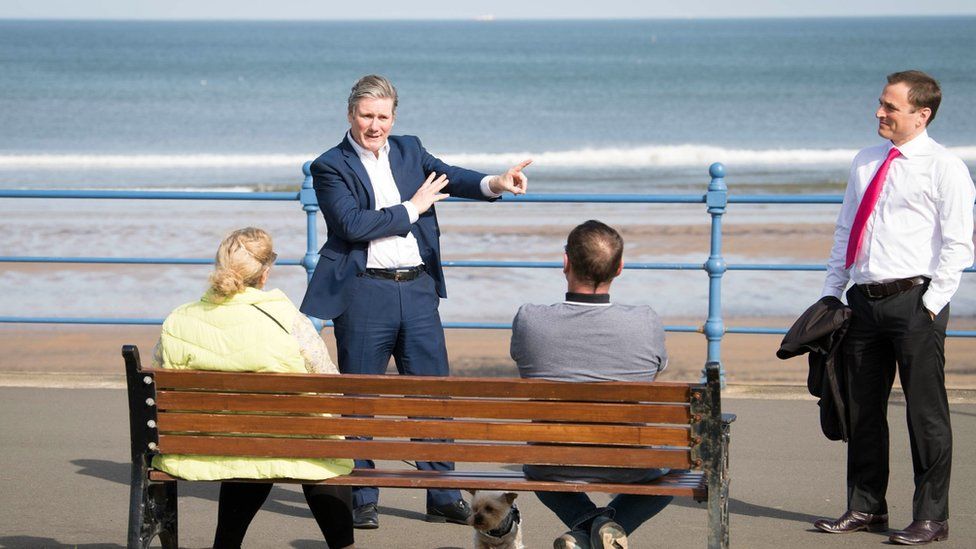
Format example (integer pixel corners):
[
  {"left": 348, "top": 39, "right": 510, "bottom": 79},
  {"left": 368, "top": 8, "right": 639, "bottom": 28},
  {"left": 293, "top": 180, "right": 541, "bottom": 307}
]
[
  {"left": 425, "top": 499, "right": 472, "bottom": 524},
  {"left": 590, "top": 516, "right": 627, "bottom": 549},
  {"left": 554, "top": 529, "right": 592, "bottom": 548},
  {"left": 352, "top": 502, "right": 379, "bottom": 529}
]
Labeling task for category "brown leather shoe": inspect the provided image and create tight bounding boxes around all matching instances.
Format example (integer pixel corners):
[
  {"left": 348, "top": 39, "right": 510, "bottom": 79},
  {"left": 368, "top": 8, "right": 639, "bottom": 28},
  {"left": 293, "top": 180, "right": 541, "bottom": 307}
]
[
  {"left": 813, "top": 510, "right": 888, "bottom": 533},
  {"left": 888, "top": 520, "right": 948, "bottom": 545}
]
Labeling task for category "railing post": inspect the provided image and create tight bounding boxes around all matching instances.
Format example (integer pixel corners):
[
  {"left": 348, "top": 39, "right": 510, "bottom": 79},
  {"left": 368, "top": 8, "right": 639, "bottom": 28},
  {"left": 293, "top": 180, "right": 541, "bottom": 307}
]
[
  {"left": 702, "top": 163, "right": 727, "bottom": 386},
  {"left": 300, "top": 161, "right": 324, "bottom": 331}
]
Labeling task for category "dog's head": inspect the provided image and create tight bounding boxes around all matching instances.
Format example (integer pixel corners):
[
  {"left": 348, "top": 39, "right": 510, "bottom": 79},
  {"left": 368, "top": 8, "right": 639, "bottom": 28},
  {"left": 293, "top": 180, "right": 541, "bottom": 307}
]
[{"left": 467, "top": 490, "right": 518, "bottom": 532}]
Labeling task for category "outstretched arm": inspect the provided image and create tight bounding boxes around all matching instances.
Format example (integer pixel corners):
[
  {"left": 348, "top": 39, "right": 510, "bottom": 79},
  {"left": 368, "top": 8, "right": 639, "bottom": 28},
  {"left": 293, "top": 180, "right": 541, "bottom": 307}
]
[{"left": 413, "top": 136, "right": 531, "bottom": 199}]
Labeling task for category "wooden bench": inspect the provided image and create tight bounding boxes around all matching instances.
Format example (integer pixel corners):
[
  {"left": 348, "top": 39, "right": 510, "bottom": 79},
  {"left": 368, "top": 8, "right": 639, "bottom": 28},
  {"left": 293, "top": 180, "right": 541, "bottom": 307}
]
[{"left": 123, "top": 344, "right": 734, "bottom": 548}]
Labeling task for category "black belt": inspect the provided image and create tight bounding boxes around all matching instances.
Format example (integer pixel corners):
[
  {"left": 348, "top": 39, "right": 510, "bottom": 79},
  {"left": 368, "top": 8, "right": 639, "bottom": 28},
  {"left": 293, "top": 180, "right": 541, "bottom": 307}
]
[
  {"left": 858, "top": 276, "right": 928, "bottom": 299},
  {"left": 360, "top": 265, "right": 425, "bottom": 282}
]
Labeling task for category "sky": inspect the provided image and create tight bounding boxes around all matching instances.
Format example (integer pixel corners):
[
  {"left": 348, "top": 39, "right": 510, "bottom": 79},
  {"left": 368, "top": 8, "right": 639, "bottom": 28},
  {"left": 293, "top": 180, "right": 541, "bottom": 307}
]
[{"left": 2, "top": 0, "right": 975, "bottom": 20}]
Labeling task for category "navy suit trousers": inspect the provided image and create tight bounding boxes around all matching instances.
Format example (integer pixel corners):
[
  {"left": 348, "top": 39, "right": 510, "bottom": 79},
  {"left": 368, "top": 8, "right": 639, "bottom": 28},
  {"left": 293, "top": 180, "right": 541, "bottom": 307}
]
[{"left": 332, "top": 270, "right": 459, "bottom": 508}]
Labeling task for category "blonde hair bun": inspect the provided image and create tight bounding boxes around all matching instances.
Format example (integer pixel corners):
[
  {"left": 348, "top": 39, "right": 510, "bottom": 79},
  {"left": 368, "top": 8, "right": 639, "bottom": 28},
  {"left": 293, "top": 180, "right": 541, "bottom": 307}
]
[{"left": 207, "top": 227, "right": 276, "bottom": 301}]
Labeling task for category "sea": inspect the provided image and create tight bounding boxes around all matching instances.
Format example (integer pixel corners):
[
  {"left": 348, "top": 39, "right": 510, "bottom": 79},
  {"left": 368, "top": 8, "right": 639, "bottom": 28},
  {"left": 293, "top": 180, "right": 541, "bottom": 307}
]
[{"left": 1, "top": 18, "right": 975, "bottom": 323}]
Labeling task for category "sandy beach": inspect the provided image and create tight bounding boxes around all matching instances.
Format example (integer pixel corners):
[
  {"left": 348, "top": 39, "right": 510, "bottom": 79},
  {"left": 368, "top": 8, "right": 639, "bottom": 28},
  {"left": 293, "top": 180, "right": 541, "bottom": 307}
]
[
  {"left": 3, "top": 203, "right": 976, "bottom": 389},
  {"left": 4, "top": 315, "right": 976, "bottom": 390}
]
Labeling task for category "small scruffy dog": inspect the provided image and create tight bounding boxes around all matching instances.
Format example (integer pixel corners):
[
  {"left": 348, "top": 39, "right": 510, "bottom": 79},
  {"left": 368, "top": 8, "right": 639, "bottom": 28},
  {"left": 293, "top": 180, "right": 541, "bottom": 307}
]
[{"left": 467, "top": 490, "right": 524, "bottom": 549}]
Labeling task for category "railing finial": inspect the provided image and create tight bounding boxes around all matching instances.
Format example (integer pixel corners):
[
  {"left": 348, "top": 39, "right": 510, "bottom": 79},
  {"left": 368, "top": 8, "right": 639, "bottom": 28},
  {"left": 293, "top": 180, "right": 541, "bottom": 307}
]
[{"left": 709, "top": 162, "right": 726, "bottom": 182}]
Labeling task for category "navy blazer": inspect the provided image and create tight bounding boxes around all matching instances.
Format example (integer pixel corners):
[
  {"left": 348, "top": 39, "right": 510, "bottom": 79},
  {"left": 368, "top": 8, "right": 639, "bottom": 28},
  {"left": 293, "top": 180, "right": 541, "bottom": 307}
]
[{"left": 300, "top": 135, "right": 492, "bottom": 320}]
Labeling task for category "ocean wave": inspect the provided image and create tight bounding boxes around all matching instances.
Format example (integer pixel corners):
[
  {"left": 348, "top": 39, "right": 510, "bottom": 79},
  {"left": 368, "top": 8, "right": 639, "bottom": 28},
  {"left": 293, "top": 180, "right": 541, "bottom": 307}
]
[
  {"left": 444, "top": 145, "right": 976, "bottom": 168},
  {"left": 0, "top": 154, "right": 308, "bottom": 169},
  {"left": 2, "top": 145, "right": 975, "bottom": 170}
]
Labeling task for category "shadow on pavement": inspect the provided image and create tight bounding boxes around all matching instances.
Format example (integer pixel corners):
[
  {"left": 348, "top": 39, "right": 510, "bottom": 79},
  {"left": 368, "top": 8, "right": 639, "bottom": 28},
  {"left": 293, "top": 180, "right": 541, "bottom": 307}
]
[
  {"left": 291, "top": 541, "right": 327, "bottom": 548},
  {"left": 893, "top": 399, "right": 976, "bottom": 418},
  {"left": 376, "top": 504, "right": 426, "bottom": 522},
  {"left": 64, "top": 460, "right": 893, "bottom": 532},
  {"left": 671, "top": 497, "right": 824, "bottom": 524},
  {"left": 70, "top": 459, "right": 321, "bottom": 518},
  {"left": 0, "top": 537, "right": 124, "bottom": 548},
  {"left": 71, "top": 458, "right": 127, "bottom": 484}
]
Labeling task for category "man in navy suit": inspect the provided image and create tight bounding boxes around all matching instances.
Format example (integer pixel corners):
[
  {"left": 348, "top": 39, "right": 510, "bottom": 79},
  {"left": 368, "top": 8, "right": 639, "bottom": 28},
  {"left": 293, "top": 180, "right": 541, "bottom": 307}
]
[{"left": 300, "top": 75, "right": 531, "bottom": 529}]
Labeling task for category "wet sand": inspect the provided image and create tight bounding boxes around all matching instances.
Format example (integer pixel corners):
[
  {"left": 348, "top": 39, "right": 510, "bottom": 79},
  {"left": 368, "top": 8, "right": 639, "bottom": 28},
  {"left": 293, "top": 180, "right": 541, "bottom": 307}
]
[
  {"left": 3, "top": 320, "right": 976, "bottom": 389},
  {"left": 3, "top": 214, "right": 976, "bottom": 388}
]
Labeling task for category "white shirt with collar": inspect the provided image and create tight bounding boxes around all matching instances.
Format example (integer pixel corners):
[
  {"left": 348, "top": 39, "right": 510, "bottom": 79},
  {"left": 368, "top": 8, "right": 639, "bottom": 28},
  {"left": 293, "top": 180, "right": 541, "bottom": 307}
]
[
  {"left": 346, "top": 132, "right": 500, "bottom": 270},
  {"left": 822, "top": 130, "right": 975, "bottom": 314}
]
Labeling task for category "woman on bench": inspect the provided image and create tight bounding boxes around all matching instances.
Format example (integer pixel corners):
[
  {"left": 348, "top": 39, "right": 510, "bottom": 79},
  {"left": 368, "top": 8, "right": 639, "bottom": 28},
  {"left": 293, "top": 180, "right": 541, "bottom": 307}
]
[{"left": 149, "top": 227, "right": 355, "bottom": 549}]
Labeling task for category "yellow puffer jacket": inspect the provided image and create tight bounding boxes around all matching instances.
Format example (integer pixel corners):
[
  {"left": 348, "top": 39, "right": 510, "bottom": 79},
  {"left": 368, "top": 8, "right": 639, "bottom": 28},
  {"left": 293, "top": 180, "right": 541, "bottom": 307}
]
[{"left": 152, "top": 287, "right": 354, "bottom": 481}]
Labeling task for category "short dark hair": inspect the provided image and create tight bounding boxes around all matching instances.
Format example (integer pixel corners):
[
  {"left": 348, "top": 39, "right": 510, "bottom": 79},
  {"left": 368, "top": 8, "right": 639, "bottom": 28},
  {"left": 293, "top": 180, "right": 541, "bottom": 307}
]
[
  {"left": 887, "top": 70, "right": 941, "bottom": 125},
  {"left": 565, "top": 220, "right": 624, "bottom": 287}
]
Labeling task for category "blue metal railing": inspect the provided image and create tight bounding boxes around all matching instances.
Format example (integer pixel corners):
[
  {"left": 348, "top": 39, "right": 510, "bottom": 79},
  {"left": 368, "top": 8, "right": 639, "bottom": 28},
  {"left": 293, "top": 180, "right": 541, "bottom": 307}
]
[{"left": 4, "top": 161, "right": 975, "bottom": 385}]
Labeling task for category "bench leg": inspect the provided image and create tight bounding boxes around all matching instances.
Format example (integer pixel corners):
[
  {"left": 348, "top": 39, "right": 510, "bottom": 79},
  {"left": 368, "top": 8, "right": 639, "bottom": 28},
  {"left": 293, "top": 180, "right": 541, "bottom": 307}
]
[
  {"left": 707, "top": 421, "right": 732, "bottom": 549},
  {"left": 153, "top": 482, "right": 179, "bottom": 549},
  {"left": 128, "top": 465, "right": 178, "bottom": 549},
  {"left": 127, "top": 463, "right": 149, "bottom": 548}
]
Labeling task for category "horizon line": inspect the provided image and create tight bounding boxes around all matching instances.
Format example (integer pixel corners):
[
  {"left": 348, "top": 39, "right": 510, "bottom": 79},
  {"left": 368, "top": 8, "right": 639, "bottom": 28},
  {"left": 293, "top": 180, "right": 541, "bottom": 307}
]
[{"left": 2, "top": 14, "right": 976, "bottom": 22}]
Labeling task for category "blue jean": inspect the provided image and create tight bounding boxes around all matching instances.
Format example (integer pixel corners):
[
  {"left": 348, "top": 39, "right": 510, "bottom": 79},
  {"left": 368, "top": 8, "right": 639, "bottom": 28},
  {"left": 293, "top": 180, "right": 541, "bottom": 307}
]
[
  {"left": 333, "top": 271, "right": 459, "bottom": 508},
  {"left": 534, "top": 491, "right": 673, "bottom": 535}
]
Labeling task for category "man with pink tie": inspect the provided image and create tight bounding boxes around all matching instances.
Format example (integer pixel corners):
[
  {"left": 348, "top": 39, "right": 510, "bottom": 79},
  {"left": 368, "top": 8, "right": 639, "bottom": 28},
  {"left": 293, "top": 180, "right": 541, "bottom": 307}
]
[{"left": 814, "top": 70, "right": 974, "bottom": 545}]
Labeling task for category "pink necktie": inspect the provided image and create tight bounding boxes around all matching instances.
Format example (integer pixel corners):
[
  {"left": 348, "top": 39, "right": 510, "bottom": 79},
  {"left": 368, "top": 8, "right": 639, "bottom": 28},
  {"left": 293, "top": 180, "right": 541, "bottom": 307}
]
[{"left": 845, "top": 147, "right": 901, "bottom": 268}]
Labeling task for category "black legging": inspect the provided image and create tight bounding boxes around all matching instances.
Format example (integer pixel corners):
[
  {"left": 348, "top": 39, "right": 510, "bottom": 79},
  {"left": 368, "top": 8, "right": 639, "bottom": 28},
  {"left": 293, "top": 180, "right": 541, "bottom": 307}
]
[{"left": 212, "top": 482, "right": 354, "bottom": 548}]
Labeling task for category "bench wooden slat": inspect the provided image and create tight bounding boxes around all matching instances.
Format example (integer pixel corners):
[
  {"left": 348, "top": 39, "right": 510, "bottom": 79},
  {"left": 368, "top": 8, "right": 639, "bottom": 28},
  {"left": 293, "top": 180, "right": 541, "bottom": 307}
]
[
  {"left": 155, "top": 391, "right": 691, "bottom": 424},
  {"left": 148, "top": 469, "right": 706, "bottom": 499},
  {"left": 126, "top": 347, "right": 731, "bottom": 549},
  {"left": 157, "top": 435, "right": 695, "bottom": 469},
  {"left": 158, "top": 413, "right": 693, "bottom": 447},
  {"left": 151, "top": 370, "right": 693, "bottom": 402}
]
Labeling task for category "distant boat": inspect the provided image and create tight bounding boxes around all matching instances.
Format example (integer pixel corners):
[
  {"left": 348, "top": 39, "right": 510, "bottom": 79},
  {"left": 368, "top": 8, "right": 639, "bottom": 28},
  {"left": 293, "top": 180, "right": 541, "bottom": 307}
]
[{"left": 474, "top": 14, "right": 495, "bottom": 22}]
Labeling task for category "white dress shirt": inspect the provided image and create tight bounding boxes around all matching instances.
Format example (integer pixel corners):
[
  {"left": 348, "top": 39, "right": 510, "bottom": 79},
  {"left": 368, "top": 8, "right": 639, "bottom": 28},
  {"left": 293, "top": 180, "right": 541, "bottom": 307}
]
[
  {"left": 347, "top": 134, "right": 423, "bottom": 269},
  {"left": 346, "top": 132, "right": 499, "bottom": 269},
  {"left": 822, "top": 130, "right": 975, "bottom": 314}
]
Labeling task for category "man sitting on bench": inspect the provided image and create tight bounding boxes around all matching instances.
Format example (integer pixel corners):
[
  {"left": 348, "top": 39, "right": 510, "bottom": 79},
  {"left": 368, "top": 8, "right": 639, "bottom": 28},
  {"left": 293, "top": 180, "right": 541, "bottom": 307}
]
[{"left": 511, "top": 220, "right": 672, "bottom": 549}]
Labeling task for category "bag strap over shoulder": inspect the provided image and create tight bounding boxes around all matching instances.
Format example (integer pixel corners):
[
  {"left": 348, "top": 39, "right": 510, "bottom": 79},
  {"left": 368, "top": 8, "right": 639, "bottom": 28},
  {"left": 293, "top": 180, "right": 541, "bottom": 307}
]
[{"left": 251, "top": 304, "right": 289, "bottom": 334}]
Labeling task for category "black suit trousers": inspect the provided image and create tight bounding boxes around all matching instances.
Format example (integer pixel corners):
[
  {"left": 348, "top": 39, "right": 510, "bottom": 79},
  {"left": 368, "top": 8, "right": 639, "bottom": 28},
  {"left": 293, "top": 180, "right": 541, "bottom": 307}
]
[{"left": 844, "top": 283, "right": 952, "bottom": 521}]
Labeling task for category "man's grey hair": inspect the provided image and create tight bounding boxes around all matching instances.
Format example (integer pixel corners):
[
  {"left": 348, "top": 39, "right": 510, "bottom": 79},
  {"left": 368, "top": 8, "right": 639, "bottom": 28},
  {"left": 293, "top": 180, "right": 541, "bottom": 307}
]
[{"left": 347, "top": 75, "right": 398, "bottom": 115}]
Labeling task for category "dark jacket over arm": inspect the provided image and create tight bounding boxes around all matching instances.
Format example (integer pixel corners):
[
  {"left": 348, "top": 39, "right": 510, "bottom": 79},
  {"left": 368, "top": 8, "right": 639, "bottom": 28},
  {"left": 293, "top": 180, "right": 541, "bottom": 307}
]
[{"left": 777, "top": 296, "right": 851, "bottom": 442}]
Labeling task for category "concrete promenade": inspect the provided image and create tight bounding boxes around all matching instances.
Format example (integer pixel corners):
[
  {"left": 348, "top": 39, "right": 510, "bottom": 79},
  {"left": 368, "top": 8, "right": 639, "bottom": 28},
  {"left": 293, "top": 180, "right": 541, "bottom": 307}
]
[{"left": 1, "top": 386, "right": 974, "bottom": 548}]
